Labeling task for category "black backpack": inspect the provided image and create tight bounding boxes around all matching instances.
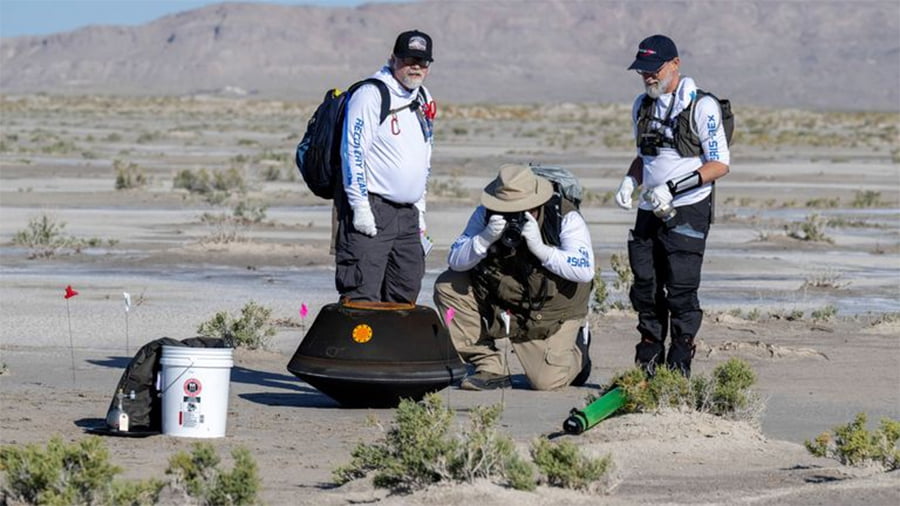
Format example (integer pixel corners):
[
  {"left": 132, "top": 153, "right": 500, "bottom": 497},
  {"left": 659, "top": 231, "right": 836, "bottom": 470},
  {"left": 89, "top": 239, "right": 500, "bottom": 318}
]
[
  {"left": 104, "top": 337, "right": 227, "bottom": 432},
  {"left": 295, "top": 78, "right": 390, "bottom": 199}
]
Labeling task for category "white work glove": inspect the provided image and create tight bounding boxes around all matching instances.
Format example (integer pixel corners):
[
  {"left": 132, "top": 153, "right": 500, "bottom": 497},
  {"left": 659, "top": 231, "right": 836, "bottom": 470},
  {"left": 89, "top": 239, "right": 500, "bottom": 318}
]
[
  {"left": 615, "top": 176, "right": 637, "bottom": 210},
  {"left": 521, "top": 212, "right": 553, "bottom": 263},
  {"left": 351, "top": 205, "right": 377, "bottom": 237},
  {"left": 473, "top": 214, "right": 506, "bottom": 250},
  {"left": 642, "top": 184, "right": 674, "bottom": 214}
]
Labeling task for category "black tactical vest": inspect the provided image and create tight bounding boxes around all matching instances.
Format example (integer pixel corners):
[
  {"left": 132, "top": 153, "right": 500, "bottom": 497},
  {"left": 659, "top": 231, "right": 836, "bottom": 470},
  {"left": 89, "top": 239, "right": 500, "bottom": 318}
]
[
  {"left": 471, "top": 197, "right": 592, "bottom": 341},
  {"left": 636, "top": 89, "right": 731, "bottom": 158}
]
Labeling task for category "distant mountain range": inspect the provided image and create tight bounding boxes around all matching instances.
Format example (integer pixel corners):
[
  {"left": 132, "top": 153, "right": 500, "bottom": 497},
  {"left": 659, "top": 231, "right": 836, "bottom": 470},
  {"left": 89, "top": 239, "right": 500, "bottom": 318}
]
[{"left": 1, "top": 0, "right": 898, "bottom": 111}]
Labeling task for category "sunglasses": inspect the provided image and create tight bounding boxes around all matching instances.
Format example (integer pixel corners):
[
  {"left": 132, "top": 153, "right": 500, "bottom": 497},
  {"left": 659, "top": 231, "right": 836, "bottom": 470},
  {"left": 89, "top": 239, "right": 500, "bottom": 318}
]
[
  {"left": 399, "top": 57, "right": 431, "bottom": 68},
  {"left": 635, "top": 60, "right": 672, "bottom": 77}
]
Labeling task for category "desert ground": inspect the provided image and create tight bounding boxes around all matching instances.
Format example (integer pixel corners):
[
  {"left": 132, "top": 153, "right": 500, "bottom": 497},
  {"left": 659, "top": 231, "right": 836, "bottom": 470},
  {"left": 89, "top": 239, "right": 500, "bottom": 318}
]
[{"left": 0, "top": 95, "right": 898, "bottom": 504}]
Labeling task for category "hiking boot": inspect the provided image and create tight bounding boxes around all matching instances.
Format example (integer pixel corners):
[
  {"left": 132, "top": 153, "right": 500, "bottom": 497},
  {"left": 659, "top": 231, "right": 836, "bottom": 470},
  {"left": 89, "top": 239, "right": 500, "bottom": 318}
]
[
  {"left": 460, "top": 371, "right": 511, "bottom": 391},
  {"left": 570, "top": 325, "right": 591, "bottom": 387}
]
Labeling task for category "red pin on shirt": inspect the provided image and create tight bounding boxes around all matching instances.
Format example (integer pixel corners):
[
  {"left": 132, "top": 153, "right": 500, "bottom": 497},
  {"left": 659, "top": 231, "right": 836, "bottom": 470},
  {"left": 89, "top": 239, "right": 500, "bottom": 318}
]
[{"left": 64, "top": 285, "right": 79, "bottom": 299}]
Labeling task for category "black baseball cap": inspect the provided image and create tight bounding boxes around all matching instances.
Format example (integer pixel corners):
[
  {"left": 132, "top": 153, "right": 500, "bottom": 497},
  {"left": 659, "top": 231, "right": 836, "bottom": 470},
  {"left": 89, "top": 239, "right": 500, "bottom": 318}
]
[
  {"left": 393, "top": 30, "right": 433, "bottom": 62},
  {"left": 628, "top": 34, "right": 678, "bottom": 73}
]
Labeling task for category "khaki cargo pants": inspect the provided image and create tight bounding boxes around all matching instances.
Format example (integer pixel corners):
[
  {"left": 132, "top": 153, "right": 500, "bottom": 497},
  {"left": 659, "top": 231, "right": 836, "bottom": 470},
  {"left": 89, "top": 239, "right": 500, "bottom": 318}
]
[{"left": 433, "top": 269, "right": 584, "bottom": 391}]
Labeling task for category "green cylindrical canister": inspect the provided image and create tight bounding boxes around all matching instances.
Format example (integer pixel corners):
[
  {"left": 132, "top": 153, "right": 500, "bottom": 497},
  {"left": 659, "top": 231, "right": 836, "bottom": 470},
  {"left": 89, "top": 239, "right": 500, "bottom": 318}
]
[{"left": 563, "top": 386, "right": 627, "bottom": 434}]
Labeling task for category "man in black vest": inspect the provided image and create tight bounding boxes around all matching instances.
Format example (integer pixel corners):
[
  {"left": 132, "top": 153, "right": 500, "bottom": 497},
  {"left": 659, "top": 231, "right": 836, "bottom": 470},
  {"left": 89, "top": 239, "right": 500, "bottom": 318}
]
[
  {"left": 615, "top": 34, "right": 731, "bottom": 377},
  {"left": 434, "top": 164, "right": 594, "bottom": 390}
]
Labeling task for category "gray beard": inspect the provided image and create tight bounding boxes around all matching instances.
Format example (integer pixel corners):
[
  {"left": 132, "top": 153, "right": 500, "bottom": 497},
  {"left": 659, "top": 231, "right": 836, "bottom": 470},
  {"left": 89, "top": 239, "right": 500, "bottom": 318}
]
[
  {"left": 645, "top": 74, "right": 674, "bottom": 99},
  {"left": 399, "top": 74, "right": 425, "bottom": 90}
]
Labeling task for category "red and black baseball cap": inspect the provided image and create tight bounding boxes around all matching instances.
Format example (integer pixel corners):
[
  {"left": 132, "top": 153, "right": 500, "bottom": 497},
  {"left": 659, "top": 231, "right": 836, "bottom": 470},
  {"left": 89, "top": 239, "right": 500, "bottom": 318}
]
[
  {"left": 628, "top": 34, "right": 678, "bottom": 73},
  {"left": 393, "top": 30, "right": 433, "bottom": 62}
]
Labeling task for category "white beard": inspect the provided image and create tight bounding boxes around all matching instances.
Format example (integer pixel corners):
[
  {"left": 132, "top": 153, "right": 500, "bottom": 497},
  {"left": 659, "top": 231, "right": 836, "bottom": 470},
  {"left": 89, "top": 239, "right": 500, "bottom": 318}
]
[
  {"left": 399, "top": 74, "right": 425, "bottom": 90},
  {"left": 645, "top": 74, "right": 674, "bottom": 99}
]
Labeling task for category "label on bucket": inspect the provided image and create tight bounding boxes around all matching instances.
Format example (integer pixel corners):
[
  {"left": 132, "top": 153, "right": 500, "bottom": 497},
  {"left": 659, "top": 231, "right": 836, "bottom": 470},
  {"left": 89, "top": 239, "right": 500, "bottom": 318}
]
[
  {"left": 184, "top": 378, "right": 202, "bottom": 397},
  {"left": 181, "top": 397, "right": 203, "bottom": 427}
]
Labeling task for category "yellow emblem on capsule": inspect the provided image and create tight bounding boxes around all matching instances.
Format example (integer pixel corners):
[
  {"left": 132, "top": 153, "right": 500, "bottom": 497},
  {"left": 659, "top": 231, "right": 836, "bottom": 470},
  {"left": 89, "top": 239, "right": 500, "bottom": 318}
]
[{"left": 351, "top": 324, "right": 373, "bottom": 343}]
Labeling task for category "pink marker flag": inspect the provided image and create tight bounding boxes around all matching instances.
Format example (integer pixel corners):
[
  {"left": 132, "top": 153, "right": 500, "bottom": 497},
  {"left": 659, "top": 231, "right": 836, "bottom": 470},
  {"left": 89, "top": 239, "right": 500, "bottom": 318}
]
[
  {"left": 64, "top": 285, "right": 79, "bottom": 299},
  {"left": 299, "top": 303, "right": 309, "bottom": 319},
  {"left": 444, "top": 307, "right": 456, "bottom": 326}
]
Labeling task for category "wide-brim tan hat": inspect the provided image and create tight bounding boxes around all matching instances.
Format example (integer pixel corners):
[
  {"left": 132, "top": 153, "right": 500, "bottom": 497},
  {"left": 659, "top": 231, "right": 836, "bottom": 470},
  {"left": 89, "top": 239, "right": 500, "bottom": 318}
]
[{"left": 481, "top": 164, "right": 553, "bottom": 213}]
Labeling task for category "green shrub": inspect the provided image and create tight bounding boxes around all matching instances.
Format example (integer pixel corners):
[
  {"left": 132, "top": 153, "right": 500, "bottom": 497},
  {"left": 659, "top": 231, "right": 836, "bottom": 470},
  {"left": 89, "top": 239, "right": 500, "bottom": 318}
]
[
  {"left": 811, "top": 304, "right": 838, "bottom": 322},
  {"left": 704, "top": 358, "right": 757, "bottom": 416},
  {"left": 196, "top": 301, "right": 276, "bottom": 349},
  {"left": 611, "top": 358, "right": 761, "bottom": 422},
  {"left": 591, "top": 267, "right": 609, "bottom": 312},
  {"left": 333, "top": 394, "right": 455, "bottom": 491},
  {"left": 805, "top": 413, "right": 900, "bottom": 470},
  {"left": 166, "top": 443, "right": 260, "bottom": 505},
  {"left": 333, "top": 394, "right": 540, "bottom": 492},
  {"left": 851, "top": 190, "right": 886, "bottom": 208},
  {"left": 10, "top": 214, "right": 100, "bottom": 259},
  {"left": 609, "top": 252, "right": 633, "bottom": 293},
  {"left": 530, "top": 438, "right": 611, "bottom": 490},
  {"left": 0, "top": 435, "right": 162, "bottom": 505},
  {"left": 785, "top": 214, "right": 833, "bottom": 243},
  {"left": 114, "top": 159, "right": 148, "bottom": 190},
  {"left": 451, "top": 403, "right": 535, "bottom": 490}
]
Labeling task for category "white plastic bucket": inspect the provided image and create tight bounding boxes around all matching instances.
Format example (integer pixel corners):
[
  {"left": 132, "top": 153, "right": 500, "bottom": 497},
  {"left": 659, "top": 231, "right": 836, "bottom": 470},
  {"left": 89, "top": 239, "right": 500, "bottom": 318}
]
[{"left": 159, "top": 346, "right": 234, "bottom": 438}]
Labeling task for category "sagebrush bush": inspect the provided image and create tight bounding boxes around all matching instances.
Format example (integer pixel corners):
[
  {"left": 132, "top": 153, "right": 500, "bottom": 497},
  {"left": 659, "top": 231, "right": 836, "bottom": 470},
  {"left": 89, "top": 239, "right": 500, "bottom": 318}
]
[
  {"left": 530, "top": 438, "right": 611, "bottom": 491},
  {"left": 166, "top": 443, "right": 260, "bottom": 505},
  {"left": 805, "top": 412, "right": 900, "bottom": 470},
  {"left": 197, "top": 300, "right": 276, "bottom": 349},
  {"left": 13, "top": 214, "right": 75, "bottom": 258},
  {"left": 114, "top": 159, "right": 148, "bottom": 190},
  {"left": 0, "top": 435, "right": 162, "bottom": 505},
  {"left": 333, "top": 394, "right": 456, "bottom": 491},
  {"left": 452, "top": 403, "right": 535, "bottom": 490},
  {"left": 334, "top": 394, "right": 559, "bottom": 493},
  {"left": 609, "top": 358, "right": 761, "bottom": 422}
]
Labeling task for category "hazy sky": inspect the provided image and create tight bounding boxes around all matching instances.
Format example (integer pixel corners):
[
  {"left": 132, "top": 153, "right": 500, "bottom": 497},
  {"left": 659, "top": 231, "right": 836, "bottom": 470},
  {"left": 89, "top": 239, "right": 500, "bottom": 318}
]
[{"left": 0, "top": 0, "right": 413, "bottom": 38}]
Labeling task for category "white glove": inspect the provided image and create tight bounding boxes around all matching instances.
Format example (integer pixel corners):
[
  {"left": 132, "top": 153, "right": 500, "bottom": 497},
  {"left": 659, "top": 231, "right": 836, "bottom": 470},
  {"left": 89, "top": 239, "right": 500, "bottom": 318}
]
[
  {"left": 643, "top": 184, "right": 673, "bottom": 210},
  {"left": 473, "top": 214, "right": 506, "bottom": 250},
  {"left": 352, "top": 205, "right": 377, "bottom": 237},
  {"left": 615, "top": 176, "right": 637, "bottom": 210},
  {"left": 521, "top": 212, "right": 553, "bottom": 263}
]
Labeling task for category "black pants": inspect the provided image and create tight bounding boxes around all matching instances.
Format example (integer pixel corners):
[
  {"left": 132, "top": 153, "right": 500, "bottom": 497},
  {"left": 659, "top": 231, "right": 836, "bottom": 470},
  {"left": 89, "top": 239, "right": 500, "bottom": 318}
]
[
  {"left": 627, "top": 196, "right": 711, "bottom": 375},
  {"left": 334, "top": 193, "right": 425, "bottom": 303}
]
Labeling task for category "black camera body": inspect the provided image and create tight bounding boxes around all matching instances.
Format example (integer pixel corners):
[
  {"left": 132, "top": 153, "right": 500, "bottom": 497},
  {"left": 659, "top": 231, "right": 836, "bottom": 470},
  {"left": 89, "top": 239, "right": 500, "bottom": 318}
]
[
  {"left": 489, "top": 211, "right": 526, "bottom": 248},
  {"left": 639, "top": 131, "right": 665, "bottom": 156}
]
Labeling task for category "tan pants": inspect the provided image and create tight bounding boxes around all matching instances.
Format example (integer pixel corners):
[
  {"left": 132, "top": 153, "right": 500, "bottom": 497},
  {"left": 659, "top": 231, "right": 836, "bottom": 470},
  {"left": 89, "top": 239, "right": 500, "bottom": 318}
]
[{"left": 433, "top": 269, "right": 585, "bottom": 391}]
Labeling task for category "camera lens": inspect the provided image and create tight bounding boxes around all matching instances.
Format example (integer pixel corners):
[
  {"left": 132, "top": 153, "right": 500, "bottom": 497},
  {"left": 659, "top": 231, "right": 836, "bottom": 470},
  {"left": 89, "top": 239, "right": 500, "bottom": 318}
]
[{"left": 500, "top": 212, "right": 525, "bottom": 248}]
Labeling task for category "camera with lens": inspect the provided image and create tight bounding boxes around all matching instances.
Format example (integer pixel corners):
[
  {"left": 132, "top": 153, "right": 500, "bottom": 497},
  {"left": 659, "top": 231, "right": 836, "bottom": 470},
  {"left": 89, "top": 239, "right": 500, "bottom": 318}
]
[
  {"left": 639, "top": 131, "right": 664, "bottom": 156},
  {"left": 489, "top": 211, "right": 526, "bottom": 248}
]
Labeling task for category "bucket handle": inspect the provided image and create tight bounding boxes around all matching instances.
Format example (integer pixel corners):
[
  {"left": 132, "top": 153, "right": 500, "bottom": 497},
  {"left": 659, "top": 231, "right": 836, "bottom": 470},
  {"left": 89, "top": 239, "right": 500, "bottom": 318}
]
[{"left": 159, "top": 356, "right": 196, "bottom": 395}]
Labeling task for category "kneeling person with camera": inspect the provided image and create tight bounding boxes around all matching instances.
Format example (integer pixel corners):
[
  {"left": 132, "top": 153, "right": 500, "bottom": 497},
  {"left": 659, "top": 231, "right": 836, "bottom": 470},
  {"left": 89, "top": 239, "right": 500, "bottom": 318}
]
[{"left": 433, "top": 164, "right": 595, "bottom": 391}]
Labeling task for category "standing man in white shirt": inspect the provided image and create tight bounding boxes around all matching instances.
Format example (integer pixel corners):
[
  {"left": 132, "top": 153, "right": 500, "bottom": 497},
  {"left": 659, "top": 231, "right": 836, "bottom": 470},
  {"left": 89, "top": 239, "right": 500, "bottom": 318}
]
[
  {"left": 615, "top": 34, "right": 731, "bottom": 377},
  {"left": 434, "top": 164, "right": 594, "bottom": 391},
  {"left": 337, "top": 30, "right": 436, "bottom": 303}
]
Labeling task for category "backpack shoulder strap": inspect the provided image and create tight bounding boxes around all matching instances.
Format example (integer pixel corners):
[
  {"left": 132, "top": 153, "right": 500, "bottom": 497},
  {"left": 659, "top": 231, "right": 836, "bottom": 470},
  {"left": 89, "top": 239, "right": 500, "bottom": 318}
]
[{"left": 347, "top": 78, "right": 391, "bottom": 124}]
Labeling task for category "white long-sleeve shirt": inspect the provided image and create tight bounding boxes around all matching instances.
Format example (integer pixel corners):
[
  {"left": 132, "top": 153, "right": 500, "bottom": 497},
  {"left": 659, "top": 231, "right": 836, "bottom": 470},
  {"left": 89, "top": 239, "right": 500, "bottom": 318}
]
[
  {"left": 632, "top": 76, "right": 730, "bottom": 209},
  {"left": 340, "top": 66, "right": 433, "bottom": 218},
  {"left": 448, "top": 205, "right": 595, "bottom": 283}
]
